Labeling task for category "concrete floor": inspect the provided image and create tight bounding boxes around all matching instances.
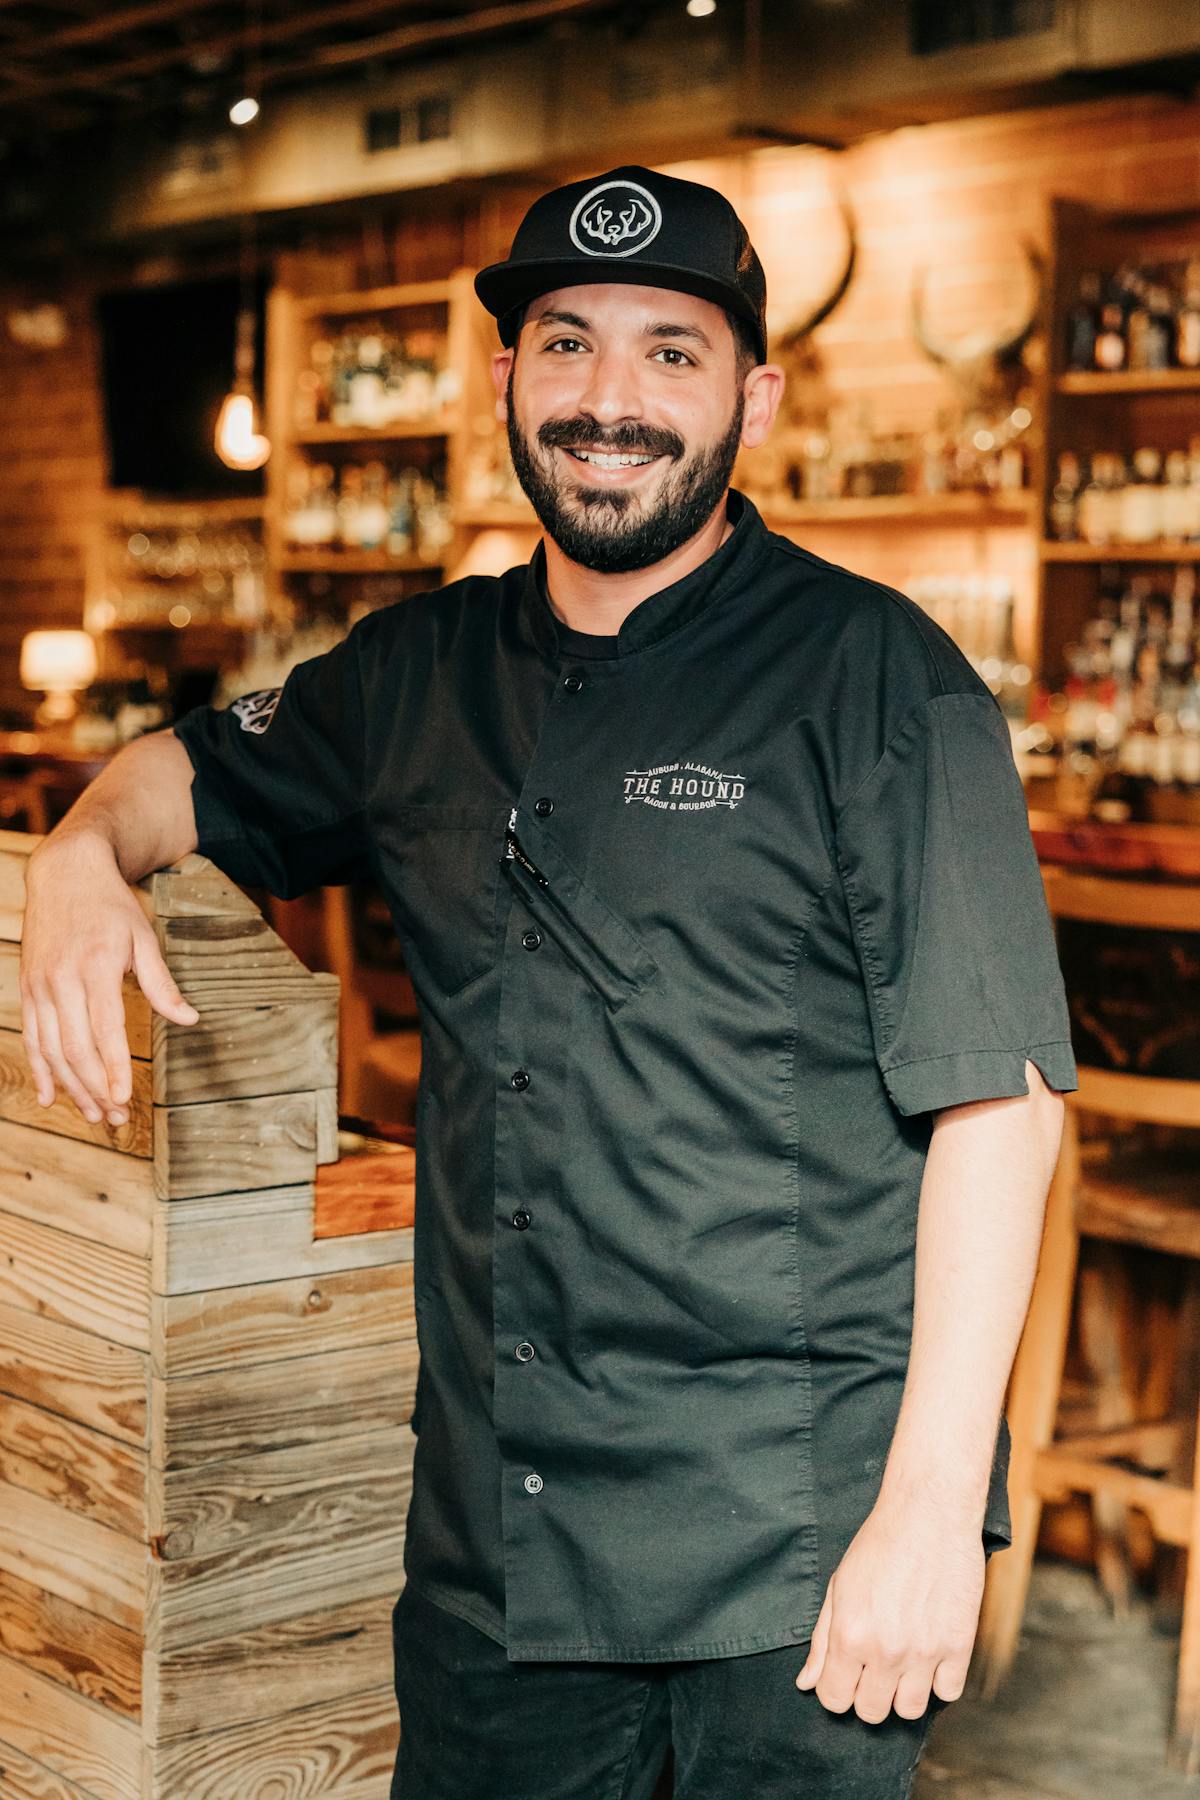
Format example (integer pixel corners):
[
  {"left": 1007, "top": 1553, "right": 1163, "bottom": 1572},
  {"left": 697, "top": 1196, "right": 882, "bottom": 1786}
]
[{"left": 916, "top": 1558, "right": 1198, "bottom": 1799}]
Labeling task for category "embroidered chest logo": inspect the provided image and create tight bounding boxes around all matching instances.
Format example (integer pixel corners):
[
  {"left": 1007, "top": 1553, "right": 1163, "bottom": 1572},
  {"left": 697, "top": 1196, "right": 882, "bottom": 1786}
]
[
  {"left": 623, "top": 761, "right": 745, "bottom": 811},
  {"left": 569, "top": 179, "right": 663, "bottom": 258},
  {"left": 231, "top": 687, "right": 282, "bottom": 734}
]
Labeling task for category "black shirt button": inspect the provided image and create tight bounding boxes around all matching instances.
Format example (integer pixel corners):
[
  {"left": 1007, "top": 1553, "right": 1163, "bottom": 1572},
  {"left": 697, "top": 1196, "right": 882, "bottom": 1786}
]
[
  {"left": 515, "top": 1341, "right": 536, "bottom": 1362},
  {"left": 510, "top": 1068, "right": 531, "bottom": 1090},
  {"left": 521, "top": 929, "right": 542, "bottom": 951},
  {"left": 533, "top": 796, "right": 554, "bottom": 816},
  {"left": 512, "top": 1209, "right": 531, "bottom": 1230},
  {"left": 563, "top": 673, "right": 583, "bottom": 693}
]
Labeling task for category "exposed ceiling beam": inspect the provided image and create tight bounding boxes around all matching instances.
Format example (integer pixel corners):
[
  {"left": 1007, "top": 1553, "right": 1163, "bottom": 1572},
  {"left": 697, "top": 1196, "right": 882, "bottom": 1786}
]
[
  {"left": 2, "top": 0, "right": 221, "bottom": 58},
  {"left": 0, "top": 0, "right": 490, "bottom": 99}
]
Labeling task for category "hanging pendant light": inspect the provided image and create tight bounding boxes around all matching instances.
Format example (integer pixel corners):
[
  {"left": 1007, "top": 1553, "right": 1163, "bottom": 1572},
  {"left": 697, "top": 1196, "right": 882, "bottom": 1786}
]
[
  {"left": 215, "top": 302, "right": 270, "bottom": 470},
  {"left": 215, "top": 0, "right": 269, "bottom": 472}
]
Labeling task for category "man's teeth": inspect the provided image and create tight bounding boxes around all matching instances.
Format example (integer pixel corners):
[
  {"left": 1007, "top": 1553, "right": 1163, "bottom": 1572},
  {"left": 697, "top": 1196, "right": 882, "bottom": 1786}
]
[{"left": 569, "top": 450, "right": 656, "bottom": 468}]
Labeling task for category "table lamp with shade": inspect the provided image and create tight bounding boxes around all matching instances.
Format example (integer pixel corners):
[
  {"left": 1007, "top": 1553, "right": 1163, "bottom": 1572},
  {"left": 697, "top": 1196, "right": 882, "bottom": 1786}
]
[{"left": 19, "top": 629, "right": 98, "bottom": 729}]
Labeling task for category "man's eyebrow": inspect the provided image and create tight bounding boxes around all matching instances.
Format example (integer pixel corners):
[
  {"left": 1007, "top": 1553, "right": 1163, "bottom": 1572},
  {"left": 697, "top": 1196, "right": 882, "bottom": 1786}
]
[
  {"left": 531, "top": 308, "right": 591, "bottom": 332},
  {"left": 645, "top": 321, "right": 713, "bottom": 350}
]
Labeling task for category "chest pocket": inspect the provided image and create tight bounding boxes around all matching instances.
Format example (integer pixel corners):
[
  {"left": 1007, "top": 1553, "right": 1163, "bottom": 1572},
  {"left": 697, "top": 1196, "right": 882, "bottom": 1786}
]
[
  {"left": 502, "top": 817, "right": 659, "bottom": 1011},
  {"left": 375, "top": 803, "right": 507, "bottom": 996}
]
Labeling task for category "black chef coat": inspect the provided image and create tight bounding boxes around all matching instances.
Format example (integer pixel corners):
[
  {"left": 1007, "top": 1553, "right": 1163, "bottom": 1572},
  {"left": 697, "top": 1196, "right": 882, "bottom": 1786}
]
[{"left": 171, "top": 488, "right": 1078, "bottom": 1664}]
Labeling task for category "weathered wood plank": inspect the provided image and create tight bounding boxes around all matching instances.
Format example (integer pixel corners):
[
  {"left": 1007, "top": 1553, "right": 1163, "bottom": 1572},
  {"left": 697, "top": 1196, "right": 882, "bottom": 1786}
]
[
  {"left": 153, "top": 1093, "right": 318, "bottom": 1200},
  {"left": 0, "top": 1027, "right": 152, "bottom": 1159},
  {"left": 0, "top": 1301, "right": 146, "bottom": 1448},
  {"left": 145, "top": 1591, "right": 393, "bottom": 1743},
  {"left": 0, "top": 1391, "right": 145, "bottom": 1536},
  {"left": 156, "top": 907, "right": 324, "bottom": 984},
  {"left": 150, "top": 1262, "right": 414, "bottom": 1381},
  {"left": 0, "top": 945, "right": 151, "bottom": 1060},
  {"left": 147, "top": 1432, "right": 411, "bottom": 1647},
  {"left": 147, "top": 858, "right": 260, "bottom": 920},
  {"left": 150, "top": 993, "right": 337, "bottom": 1106},
  {"left": 0, "top": 1210, "right": 149, "bottom": 1351},
  {"left": 0, "top": 1484, "right": 145, "bottom": 1634},
  {"left": 0, "top": 1653, "right": 142, "bottom": 1800},
  {"left": 152, "top": 1186, "right": 412, "bottom": 1295},
  {"left": 0, "top": 1116, "right": 153, "bottom": 1259},
  {"left": 151, "top": 1345, "right": 417, "bottom": 1470},
  {"left": 0, "top": 1568, "right": 140, "bottom": 1720},
  {"left": 314, "top": 1142, "right": 415, "bottom": 1239},
  {"left": 148, "top": 1683, "right": 398, "bottom": 1800},
  {"left": 0, "top": 1735, "right": 103, "bottom": 1799}
]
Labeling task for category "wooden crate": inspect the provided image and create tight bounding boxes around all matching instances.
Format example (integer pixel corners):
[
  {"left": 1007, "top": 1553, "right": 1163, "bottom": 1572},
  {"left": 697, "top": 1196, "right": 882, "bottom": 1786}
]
[{"left": 0, "top": 831, "right": 417, "bottom": 1799}]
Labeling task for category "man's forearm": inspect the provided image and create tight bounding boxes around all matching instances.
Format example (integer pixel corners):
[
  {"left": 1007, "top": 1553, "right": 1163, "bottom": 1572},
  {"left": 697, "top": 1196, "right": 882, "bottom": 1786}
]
[
  {"left": 874, "top": 1060, "right": 1066, "bottom": 1532},
  {"left": 28, "top": 727, "right": 200, "bottom": 887}
]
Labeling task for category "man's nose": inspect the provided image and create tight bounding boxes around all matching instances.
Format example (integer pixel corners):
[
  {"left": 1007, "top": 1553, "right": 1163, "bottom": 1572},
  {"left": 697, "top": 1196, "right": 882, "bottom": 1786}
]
[{"left": 575, "top": 348, "right": 645, "bottom": 428}]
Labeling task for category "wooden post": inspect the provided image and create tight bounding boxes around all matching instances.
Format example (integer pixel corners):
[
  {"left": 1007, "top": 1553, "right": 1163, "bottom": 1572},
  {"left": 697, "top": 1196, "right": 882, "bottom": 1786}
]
[{"left": 0, "top": 832, "right": 417, "bottom": 1799}]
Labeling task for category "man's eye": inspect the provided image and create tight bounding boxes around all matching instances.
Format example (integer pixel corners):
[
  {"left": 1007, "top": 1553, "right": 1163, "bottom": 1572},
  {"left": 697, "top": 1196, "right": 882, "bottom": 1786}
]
[
  {"left": 654, "top": 347, "right": 693, "bottom": 367},
  {"left": 545, "top": 337, "right": 586, "bottom": 353}
]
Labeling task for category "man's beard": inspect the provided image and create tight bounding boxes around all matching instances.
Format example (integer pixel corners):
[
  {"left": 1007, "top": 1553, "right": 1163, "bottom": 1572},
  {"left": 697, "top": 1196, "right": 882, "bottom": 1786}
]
[{"left": 505, "top": 367, "right": 744, "bottom": 575}]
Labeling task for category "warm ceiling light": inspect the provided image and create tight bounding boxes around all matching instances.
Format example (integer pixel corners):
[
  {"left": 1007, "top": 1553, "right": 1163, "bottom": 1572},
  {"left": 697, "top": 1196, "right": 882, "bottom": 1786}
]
[
  {"left": 229, "top": 95, "right": 260, "bottom": 125},
  {"left": 687, "top": 0, "right": 716, "bottom": 13}
]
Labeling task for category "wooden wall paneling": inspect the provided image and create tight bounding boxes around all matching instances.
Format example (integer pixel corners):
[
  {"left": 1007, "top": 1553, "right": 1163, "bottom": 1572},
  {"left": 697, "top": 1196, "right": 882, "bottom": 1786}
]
[
  {"left": 0, "top": 1568, "right": 141, "bottom": 1719},
  {"left": 0, "top": 1116, "right": 153, "bottom": 1258},
  {"left": 0, "top": 1302, "right": 147, "bottom": 1447},
  {"left": 150, "top": 1259, "right": 414, "bottom": 1380},
  {"left": 147, "top": 1684, "right": 399, "bottom": 1800},
  {"left": 0, "top": 1209, "right": 149, "bottom": 1349},
  {"left": 0, "top": 1734, "right": 111, "bottom": 1798},
  {"left": 149, "top": 1341, "right": 418, "bottom": 1470},
  {"left": 0, "top": 1391, "right": 145, "bottom": 1536},
  {"left": 0, "top": 1652, "right": 143, "bottom": 1800}
]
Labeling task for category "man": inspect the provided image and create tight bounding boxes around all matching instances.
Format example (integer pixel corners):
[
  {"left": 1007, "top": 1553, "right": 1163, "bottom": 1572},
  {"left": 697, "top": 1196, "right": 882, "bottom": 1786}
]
[{"left": 20, "top": 165, "right": 1075, "bottom": 1798}]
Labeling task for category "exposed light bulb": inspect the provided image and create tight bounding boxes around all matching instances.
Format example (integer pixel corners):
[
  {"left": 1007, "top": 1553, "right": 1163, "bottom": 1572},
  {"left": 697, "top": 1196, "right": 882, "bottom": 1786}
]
[
  {"left": 230, "top": 95, "right": 260, "bottom": 125},
  {"left": 215, "top": 388, "right": 270, "bottom": 470},
  {"left": 686, "top": 0, "right": 716, "bottom": 13}
]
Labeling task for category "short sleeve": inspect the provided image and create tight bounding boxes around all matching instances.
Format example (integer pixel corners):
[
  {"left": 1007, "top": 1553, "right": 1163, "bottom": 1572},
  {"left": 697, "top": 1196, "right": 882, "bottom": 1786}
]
[
  {"left": 171, "top": 622, "right": 373, "bottom": 898},
  {"left": 833, "top": 690, "right": 1078, "bottom": 1117}
]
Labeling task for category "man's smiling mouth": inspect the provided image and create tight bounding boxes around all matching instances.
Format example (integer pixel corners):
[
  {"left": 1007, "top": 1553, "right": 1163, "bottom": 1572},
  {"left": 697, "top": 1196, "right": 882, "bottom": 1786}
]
[{"left": 563, "top": 449, "right": 660, "bottom": 469}]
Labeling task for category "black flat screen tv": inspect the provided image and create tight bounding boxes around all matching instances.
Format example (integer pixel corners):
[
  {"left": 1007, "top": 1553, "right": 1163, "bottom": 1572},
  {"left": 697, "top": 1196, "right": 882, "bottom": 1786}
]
[{"left": 97, "top": 273, "right": 269, "bottom": 498}]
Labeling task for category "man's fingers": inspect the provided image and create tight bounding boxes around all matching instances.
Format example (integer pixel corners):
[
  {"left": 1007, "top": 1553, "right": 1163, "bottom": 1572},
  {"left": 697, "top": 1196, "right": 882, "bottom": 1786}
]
[
  {"left": 20, "top": 990, "right": 54, "bottom": 1107},
  {"left": 131, "top": 932, "right": 199, "bottom": 1025},
  {"left": 812, "top": 1634, "right": 865, "bottom": 1714},
  {"left": 796, "top": 1587, "right": 831, "bottom": 1689},
  {"left": 893, "top": 1667, "right": 935, "bottom": 1720},
  {"left": 849, "top": 1659, "right": 902, "bottom": 1724},
  {"left": 931, "top": 1654, "right": 970, "bottom": 1705},
  {"left": 29, "top": 986, "right": 108, "bottom": 1124},
  {"left": 83, "top": 981, "right": 134, "bottom": 1116}
]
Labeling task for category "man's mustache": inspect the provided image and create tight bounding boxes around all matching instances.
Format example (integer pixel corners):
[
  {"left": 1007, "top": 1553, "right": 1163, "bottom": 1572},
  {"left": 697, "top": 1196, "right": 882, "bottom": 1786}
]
[{"left": 537, "top": 418, "right": 684, "bottom": 461}]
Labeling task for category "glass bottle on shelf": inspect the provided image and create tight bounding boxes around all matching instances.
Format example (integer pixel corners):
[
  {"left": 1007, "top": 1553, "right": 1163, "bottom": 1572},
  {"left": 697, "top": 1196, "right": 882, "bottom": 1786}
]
[
  {"left": 1093, "top": 283, "right": 1128, "bottom": 372},
  {"left": 357, "top": 460, "right": 390, "bottom": 551},
  {"left": 1048, "top": 451, "right": 1082, "bottom": 540},
  {"left": 1066, "top": 272, "right": 1101, "bottom": 371},
  {"left": 309, "top": 463, "right": 338, "bottom": 547},
  {"left": 1176, "top": 261, "right": 1200, "bottom": 369},
  {"left": 387, "top": 470, "right": 415, "bottom": 558},
  {"left": 347, "top": 335, "right": 387, "bottom": 429},
  {"left": 1118, "top": 446, "right": 1163, "bottom": 544},
  {"left": 337, "top": 465, "right": 364, "bottom": 549}
]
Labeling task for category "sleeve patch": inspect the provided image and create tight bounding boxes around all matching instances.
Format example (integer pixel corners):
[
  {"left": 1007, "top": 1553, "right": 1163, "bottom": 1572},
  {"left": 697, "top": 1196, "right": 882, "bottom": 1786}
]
[{"left": 231, "top": 687, "right": 283, "bottom": 735}]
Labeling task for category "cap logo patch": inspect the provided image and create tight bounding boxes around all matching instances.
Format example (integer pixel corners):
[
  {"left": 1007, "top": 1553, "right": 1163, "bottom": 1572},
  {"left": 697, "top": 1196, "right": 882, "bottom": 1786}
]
[{"left": 569, "top": 178, "right": 663, "bottom": 259}]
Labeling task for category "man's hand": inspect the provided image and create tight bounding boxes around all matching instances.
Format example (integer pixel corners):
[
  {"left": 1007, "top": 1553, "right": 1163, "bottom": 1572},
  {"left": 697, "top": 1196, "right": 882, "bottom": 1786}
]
[
  {"left": 794, "top": 1497, "right": 985, "bottom": 1723},
  {"left": 20, "top": 830, "right": 200, "bottom": 1128}
]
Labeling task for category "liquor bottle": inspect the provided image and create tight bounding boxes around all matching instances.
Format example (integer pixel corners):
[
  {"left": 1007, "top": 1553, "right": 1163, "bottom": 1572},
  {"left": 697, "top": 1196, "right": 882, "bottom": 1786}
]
[
  {"left": 337, "top": 465, "right": 364, "bottom": 549},
  {"left": 1078, "top": 453, "right": 1120, "bottom": 545},
  {"left": 308, "top": 464, "right": 338, "bottom": 548},
  {"left": 357, "top": 460, "right": 390, "bottom": 551},
  {"left": 386, "top": 470, "right": 415, "bottom": 558},
  {"left": 1177, "top": 261, "right": 1200, "bottom": 369},
  {"left": 347, "top": 336, "right": 387, "bottom": 429},
  {"left": 1066, "top": 272, "right": 1101, "bottom": 371},
  {"left": 1118, "top": 447, "right": 1163, "bottom": 544},
  {"left": 1094, "top": 286, "right": 1128, "bottom": 372},
  {"left": 1161, "top": 450, "right": 1194, "bottom": 542},
  {"left": 1048, "top": 451, "right": 1082, "bottom": 540}
]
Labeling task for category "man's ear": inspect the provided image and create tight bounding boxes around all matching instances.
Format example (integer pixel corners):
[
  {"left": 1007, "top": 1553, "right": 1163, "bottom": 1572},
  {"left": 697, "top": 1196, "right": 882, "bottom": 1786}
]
[
  {"left": 740, "top": 363, "right": 785, "bottom": 451},
  {"left": 491, "top": 348, "right": 515, "bottom": 419}
]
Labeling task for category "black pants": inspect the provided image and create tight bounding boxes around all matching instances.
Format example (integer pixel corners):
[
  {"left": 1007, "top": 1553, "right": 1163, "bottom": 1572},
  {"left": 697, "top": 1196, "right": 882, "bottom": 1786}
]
[{"left": 390, "top": 1581, "right": 949, "bottom": 1799}]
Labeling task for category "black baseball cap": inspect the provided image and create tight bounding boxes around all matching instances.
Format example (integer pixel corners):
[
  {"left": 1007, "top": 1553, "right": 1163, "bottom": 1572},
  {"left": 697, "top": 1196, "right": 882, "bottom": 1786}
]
[{"left": 474, "top": 164, "right": 768, "bottom": 363}]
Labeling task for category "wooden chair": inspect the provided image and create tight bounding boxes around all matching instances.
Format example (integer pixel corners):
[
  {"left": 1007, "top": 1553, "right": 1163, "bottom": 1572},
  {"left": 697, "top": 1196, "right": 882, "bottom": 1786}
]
[
  {"left": 320, "top": 881, "right": 423, "bottom": 1126},
  {"left": 974, "top": 866, "right": 1200, "bottom": 1774}
]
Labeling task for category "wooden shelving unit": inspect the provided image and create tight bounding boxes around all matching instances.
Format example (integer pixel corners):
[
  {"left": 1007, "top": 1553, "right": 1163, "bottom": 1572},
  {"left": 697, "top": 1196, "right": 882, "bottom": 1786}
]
[
  {"left": 264, "top": 270, "right": 481, "bottom": 616},
  {"left": 762, "top": 490, "right": 1036, "bottom": 529},
  {"left": 1038, "top": 196, "right": 1200, "bottom": 685}
]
